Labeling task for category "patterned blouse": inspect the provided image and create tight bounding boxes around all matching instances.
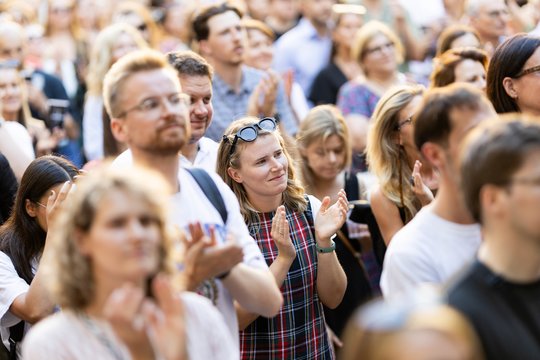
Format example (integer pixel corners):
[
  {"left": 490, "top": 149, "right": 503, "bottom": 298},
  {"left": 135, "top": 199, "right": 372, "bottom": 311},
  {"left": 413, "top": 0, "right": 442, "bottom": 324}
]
[
  {"left": 337, "top": 81, "right": 380, "bottom": 118},
  {"left": 239, "top": 200, "right": 332, "bottom": 360}
]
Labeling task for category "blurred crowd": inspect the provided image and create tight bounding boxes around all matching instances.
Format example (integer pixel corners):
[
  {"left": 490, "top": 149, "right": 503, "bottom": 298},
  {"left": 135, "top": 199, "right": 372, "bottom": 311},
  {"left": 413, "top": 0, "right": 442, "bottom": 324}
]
[{"left": 0, "top": 0, "right": 540, "bottom": 359}]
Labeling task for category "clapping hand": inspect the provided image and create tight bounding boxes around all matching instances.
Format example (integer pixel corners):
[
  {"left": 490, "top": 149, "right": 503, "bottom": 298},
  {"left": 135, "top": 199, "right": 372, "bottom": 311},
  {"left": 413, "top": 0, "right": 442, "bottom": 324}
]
[
  {"left": 315, "top": 189, "right": 349, "bottom": 243},
  {"left": 270, "top": 205, "right": 296, "bottom": 261}
]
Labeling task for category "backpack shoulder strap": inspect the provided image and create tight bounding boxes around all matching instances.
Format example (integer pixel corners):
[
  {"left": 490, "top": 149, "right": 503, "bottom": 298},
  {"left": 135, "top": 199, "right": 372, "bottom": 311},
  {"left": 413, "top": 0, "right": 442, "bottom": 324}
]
[{"left": 185, "top": 168, "right": 228, "bottom": 224}]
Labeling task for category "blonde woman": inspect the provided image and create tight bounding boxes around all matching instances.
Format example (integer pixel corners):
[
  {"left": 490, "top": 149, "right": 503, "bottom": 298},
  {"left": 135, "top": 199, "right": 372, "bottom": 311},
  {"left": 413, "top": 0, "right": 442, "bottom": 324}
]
[
  {"left": 366, "top": 85, "right": 436, "bottom": 245},
  {"left": 337, "top": 20, "right": 409, "bottom": 173},
  {"left": 83, "top": 23, "right": 148, "bottom": 161},
  {"left": 297, "top": 105, "right": 377, "bottom": 337},
  {"left": 22, "top": 166, "right": 236, "bottom": 359},
  {"left": 217, "top": 116, "right": 348, "bottom": 359}
]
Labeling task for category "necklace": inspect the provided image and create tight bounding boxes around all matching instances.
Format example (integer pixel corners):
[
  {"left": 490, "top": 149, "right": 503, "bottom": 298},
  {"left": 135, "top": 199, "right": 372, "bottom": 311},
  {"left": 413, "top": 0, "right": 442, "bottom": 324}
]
[{"left": 79, "top": 313, "right": 127, "bottom": 360}]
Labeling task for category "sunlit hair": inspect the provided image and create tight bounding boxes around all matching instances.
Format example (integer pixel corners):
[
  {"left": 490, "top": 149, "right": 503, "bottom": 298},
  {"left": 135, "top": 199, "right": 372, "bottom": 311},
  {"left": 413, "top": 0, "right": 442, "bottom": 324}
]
[
  {"left": 44, "top": 0, "right": 84, "bottom": 41},
  {"left": 86, "top": 23, "right": 149, "bottom": 97},
  {"left": 0, "top": 0, "right": 38, "bottom": 25},
  {"left": 296, "top": 105, "right": 351, "bottom": 193},
  {"left": 216, "top": 117, "right": 307, "bottom": 222},
  {"left": 341, "top": 287, "right": 484, "bottom": 360},
  {"left": 431, "top": 47, "right": 488, "bottom": 88},
  {"left": 366, "top": 85, "right": 424, "bottom": 222},
  {"left": 0, "top": 66, "right": 35, "bottom": 129},
  {"left": 103, "top": 49, "right": 179, "bottom": 118},
  {"left": 112, "top": 1, "right": 161, "bottom": 48},
  {"left": 352, "top": 20, "right": 404, "bottom": 71},
  {"left": 460, "top": 114, "right": 540, "bottom": 224},
  {"left": 436, "top": 24, "right": 480, "bottom": 56},
  {"left": 243, "top": 18, "right": 275, "bottom": 40},
  {"left": 44, "top": 165, "right": 174, "bottom": 311}
]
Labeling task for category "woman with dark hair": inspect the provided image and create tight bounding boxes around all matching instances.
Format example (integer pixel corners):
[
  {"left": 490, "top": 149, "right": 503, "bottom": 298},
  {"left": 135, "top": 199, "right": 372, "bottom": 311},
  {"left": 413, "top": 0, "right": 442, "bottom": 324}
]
[
  {"left": 436, "top": 24, "right": 481, "bottom": 57},
  {"left": 0, "top": 155, "right": 78, "bottom": 354},
  {"left": 486, "top": 33, "right": 540, "bottom": 115},
  {"left": 309, "top": 5, "right": 364, "bottom": 106},
  {"left": 431, "top": 47, "right": 488, "bottom": 91}
]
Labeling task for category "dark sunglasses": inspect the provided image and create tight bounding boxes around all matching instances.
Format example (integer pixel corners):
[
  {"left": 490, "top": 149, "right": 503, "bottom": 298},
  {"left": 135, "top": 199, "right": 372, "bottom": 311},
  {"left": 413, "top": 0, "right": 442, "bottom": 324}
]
[{"left": 223, "top": 117, "right": 277, "bottom": 157}]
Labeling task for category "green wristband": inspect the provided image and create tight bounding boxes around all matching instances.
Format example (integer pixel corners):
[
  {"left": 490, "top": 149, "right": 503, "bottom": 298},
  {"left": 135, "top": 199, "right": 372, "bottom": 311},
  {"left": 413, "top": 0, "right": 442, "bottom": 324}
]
[{"left": 316, "top": 239, "right": 336, "bottom": 253}]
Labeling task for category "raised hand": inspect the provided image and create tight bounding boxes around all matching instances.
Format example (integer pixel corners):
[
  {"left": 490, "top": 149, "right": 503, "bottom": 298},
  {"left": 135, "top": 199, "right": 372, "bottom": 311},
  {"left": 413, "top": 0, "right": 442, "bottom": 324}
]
[
  {"left": 411, "top": 160, "right": 434, "bottom": 206},
  {"left": 183, "top": 222, "right": 244, "bottom": 290},
  {"left": 45, "top": 180, "right": 73, "bottom": 224},
  {"left": 270, "top": 205, "right": 296, "bottom": 261},
  {"left": 315, "top": 189, "right": 349, "bottom": 242},
  {"left": 143, "top": 275, "right": 186, "bottom": 360}
]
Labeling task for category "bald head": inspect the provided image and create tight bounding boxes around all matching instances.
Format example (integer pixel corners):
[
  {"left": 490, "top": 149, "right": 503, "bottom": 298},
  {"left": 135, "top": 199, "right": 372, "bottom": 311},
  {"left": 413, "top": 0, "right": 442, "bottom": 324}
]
[{"left": 0, "top": 21, "right": 28, "bottom": 64}]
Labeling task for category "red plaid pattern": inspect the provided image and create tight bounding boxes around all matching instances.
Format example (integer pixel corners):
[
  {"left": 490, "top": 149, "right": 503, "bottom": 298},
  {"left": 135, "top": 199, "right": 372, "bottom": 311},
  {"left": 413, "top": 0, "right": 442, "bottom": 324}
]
[{"left": 240, "top": 201, "right": 333, "bottom": 359}]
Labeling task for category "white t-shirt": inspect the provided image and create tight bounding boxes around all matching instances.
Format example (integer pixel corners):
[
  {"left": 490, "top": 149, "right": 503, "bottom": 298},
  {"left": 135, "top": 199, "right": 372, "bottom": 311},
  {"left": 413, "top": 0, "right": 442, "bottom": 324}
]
[
  {"left": 380, "top": 205, "right": 482, "bottom": 298},
  {"left": 22, "top": 292, "right": 236, "bottom": 360},
  {"left": 0, "top": 252, "right": 32, "bottom": 349},
  {"left": 82, "top": 95, "right": 104, "bottom": 161},
  {"left": 2, "top": 121, "right": 35, "bottom": 159},
  {"left": 114, "top": 136, "right": 219, "bottom": 173},
  {"left": 170, "top": 168, "right": 268, "bottom": 348}
]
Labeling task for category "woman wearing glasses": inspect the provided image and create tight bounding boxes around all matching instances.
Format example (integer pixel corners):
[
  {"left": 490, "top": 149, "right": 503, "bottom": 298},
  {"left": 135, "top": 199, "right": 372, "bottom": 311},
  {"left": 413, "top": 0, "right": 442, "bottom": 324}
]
[
  {"left": 337, "top": 21, "right": 408, "bottom": 173},
  {"left": 217, "top": 117, "right": 348, "bottom": 359},
  {"left": 486, "top": 34, "right": 540, "bottom": 116},
  {"left": 0, "top": 155, "right": 78, "bottom": 355},
  {"left": 366, "top": 85, "right": 436, "bottom": 245}
]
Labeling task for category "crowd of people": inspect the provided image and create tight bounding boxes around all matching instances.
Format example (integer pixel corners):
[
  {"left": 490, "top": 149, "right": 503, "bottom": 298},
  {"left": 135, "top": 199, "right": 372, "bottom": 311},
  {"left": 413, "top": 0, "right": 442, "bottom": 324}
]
[{"left": 0, "top": 0, "right": 540, "bottom": 359}]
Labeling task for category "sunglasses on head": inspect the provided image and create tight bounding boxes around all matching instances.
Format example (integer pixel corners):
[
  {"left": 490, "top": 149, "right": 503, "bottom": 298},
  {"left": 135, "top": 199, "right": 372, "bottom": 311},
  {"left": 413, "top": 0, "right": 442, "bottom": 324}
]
[{"left": 223, "top": 117, "right": 277, "bottom": 157}]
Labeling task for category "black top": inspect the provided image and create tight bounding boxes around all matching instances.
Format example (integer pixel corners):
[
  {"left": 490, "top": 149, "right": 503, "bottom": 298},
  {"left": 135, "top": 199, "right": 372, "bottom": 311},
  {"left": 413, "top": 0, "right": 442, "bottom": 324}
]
[
  {"left": 323, "top": 173, "right": 374, "bottom": 338},
  {"left": 0, "top": 154, "right": 17, "bottom": 225},
  {"left": 447, "top": 260, "right": 540, "bottom": 360},
  {"left": 309, "top": 62, "right": 347, "bottom": 106}
]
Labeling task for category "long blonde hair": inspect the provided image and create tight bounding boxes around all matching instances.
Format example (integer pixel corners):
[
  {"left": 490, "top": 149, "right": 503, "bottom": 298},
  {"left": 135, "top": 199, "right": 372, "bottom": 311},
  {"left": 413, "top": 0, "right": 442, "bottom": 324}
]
[
  {"left": 216, "top": 117, "right": 307, "bottom": 222},
  {"left": 86, "top": 23, "right": 148, "bottom": 96},
  {"left": 366, "top": 85, "right": 424, "bottom": 222},
  {"left": 296, "top": 105, "right": 351, "bottom": 193}
]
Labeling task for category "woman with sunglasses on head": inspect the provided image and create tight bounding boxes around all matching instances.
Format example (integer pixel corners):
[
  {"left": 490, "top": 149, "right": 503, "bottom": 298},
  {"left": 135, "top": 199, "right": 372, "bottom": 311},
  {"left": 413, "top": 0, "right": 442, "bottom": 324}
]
[
  {"left": 0, "top": 155, "right": 78, "bottom": 356},
  {"left": 486, "top": 33, "right": 540, "bottom": 116},
  {"left": 366, "top": 85, "right": 436, "bottom": 245},
  {"left": 217, "top": 116, "right": 348, "bottom": 359}
]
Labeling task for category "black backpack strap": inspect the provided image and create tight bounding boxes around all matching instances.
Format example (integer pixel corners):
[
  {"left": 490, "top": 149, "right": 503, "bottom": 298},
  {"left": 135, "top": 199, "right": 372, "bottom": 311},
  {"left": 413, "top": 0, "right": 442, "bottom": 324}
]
[
  {"left": 185, "top": 168, "right": 228, "bottom": 224},
  {"left": 8, "top": 321, "right": 24, "bottom": 359}
]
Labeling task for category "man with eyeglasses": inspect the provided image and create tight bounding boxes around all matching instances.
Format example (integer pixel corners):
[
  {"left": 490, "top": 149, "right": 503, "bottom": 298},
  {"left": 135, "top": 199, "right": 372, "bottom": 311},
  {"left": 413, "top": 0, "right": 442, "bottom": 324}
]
[
  {"left": 447, "top": 116, "right": 540, "bottom": 360},
  {"left": 467, "top": 0, "right": 510, "bottom": 54},
  {"left": 105, "top": 49, "right": 282, "bottom": 353},
  {"left": 380, "top": 83, "right": 497, "bottom": 298}
]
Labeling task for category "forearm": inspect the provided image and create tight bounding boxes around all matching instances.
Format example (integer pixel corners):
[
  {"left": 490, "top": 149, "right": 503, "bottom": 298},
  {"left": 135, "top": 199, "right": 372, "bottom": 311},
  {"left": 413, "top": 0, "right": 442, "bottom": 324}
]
[
  {"left": 236, "top": 256, "right": 292, "bottom": 329},
  {"left": 0, "top": 128, "right": 34, "bottom": 181},
  {"left": 223, "top": 264, "right": 282, "bottom": 318},
  {"left": 315, "top": 238, "right": 347, "bottom": 309}
]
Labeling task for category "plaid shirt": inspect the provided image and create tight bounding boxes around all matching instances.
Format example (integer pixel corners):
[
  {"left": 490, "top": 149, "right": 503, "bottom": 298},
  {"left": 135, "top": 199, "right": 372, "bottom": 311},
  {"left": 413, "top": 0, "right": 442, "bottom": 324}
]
[
  {"left": 240, "top": 200, "right": 333, "bottom": 360},
  {"left": 207, "top": 66, "right": 297, "bottom": 142}
]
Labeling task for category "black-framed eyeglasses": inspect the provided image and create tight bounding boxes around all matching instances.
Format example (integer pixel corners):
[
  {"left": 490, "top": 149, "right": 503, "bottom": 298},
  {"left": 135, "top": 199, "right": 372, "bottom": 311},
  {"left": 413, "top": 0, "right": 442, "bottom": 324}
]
[
  {"left": 395, "top": 117, "right": 412, "bottom": 131},
  {"left": 515, "top": 64, "right": 540, "bottom": 78},
  {"left": 222, "top": 117, "right": 277, "bottom": 158},
  {"left": 364, "top": 42, "right": 395, "bottom": 56}
]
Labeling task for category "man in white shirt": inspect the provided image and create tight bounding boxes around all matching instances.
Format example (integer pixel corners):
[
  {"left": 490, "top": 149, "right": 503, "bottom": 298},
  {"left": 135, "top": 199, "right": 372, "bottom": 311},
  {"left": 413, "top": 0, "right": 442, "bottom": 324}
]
[
  {"left": 381, "top": 84, "right": 497, "bottom": 298},
  {"left": 115, "top": 50, "right": 219, "bottom": 173},
  {"left": 104, "top": 49, "right": 282, "bottom": 349}
]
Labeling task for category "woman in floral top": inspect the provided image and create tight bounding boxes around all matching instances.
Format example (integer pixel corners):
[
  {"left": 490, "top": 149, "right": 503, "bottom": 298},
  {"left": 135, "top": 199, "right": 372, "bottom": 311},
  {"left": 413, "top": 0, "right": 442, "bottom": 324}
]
[{"left": 217, "top": 116, "right": 348, "bottom": 359}]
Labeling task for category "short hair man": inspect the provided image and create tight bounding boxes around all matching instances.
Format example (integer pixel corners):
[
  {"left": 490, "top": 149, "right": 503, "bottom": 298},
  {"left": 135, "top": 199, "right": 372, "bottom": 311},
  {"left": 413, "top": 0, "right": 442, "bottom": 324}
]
[
  {"left": 105, "top": 49, "right": 282, "bottom": 348},
  {"left": 380, "top": 83, "right": 497, "bottom": 298},
  {"left": 467, "top": 0, "right": 509, "bottom": 53},
  {"left": 192, "top": 2, "right": 297, "bottom": 141},
  {"left": 447, "top": 116, "right": 540, "bottom": 360},
  {"left": 273, "top": 0, "right": 335, "bottom": 96},
  {"left": 115, "top": 50, "right": 219, "bottom": 172}
]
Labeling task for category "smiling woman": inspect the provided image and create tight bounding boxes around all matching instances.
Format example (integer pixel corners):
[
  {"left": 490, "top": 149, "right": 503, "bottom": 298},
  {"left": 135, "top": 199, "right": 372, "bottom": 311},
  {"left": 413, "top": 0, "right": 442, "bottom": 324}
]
[{"left": 217, "top": 116, "right": 348, "bottom": 359}]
